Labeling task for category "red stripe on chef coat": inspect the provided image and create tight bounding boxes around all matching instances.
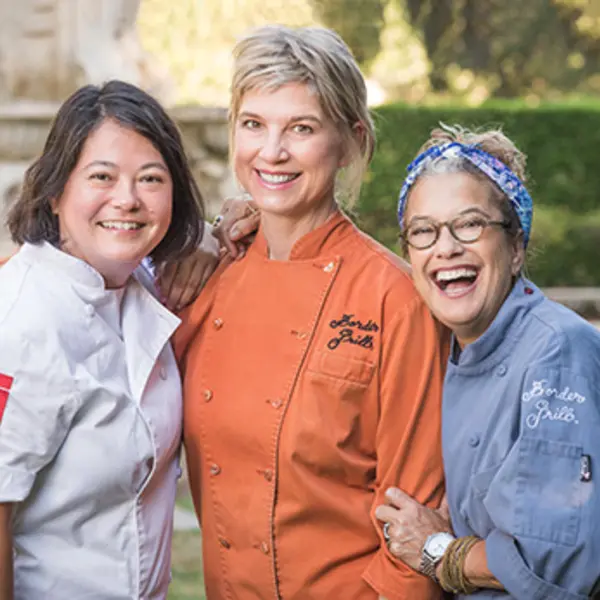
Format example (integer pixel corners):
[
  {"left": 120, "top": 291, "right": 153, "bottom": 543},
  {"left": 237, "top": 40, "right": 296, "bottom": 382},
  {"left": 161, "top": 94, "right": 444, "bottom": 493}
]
[{"left": 0, "top": 373, "right": 14, "bottom": 423}]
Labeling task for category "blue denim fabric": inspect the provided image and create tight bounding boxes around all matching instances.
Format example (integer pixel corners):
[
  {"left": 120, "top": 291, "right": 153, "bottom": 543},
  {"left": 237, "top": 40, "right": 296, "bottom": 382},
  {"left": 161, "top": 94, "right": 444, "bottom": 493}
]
[{"left": 443, "top": 278, "right": 600, "bottom": 599}]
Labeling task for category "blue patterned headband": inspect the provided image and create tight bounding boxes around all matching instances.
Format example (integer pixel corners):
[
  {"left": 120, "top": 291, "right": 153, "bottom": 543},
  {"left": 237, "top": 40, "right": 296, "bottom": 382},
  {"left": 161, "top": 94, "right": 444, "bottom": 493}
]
[{"left": 397, "top": 142, "right": 533, "bottom": 246}]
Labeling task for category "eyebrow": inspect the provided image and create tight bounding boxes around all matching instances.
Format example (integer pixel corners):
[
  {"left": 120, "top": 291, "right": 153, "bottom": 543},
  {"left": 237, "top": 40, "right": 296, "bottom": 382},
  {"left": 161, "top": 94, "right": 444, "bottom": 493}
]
[
  {"left": 238, "top": 111, "right": 323, "bottom": 125},
  {"left": 83, "top": 160, "right": 168, "bottom": 172},
  {"left": 407, "top": 206, "right": 491, "bottom": 223}
]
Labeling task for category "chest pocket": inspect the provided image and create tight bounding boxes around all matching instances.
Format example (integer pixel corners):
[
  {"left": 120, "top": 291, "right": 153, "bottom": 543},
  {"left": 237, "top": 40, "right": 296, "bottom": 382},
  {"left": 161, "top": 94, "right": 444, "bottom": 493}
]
[
  {"left": 514, "top": 437, "right": 583, "bottom": 546},
  {"left": 306, "top": 349, "right": 375, "bottom": 387},
  {"left": 285, "top": 350, "right": 376, "bottom": 485}
]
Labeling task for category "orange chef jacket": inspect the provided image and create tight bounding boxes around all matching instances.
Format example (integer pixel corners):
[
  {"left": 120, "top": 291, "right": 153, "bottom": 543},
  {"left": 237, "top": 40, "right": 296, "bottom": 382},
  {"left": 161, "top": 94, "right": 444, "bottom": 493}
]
[{"left": 175, "top": 211, "right": 448, "bottom": 600}]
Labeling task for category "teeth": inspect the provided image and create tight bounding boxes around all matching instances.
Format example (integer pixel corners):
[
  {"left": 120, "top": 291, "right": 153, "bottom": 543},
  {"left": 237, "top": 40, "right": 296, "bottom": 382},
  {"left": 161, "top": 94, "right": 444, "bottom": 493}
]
[
  {"left": 436, "top": 268, "right": 477, "bottom": 282},
  {"left": 100, "top": 221, "right": 143, "bottom": 231},
  {"left": 259, "top": 172, "right": 298, "bottom": 184}
]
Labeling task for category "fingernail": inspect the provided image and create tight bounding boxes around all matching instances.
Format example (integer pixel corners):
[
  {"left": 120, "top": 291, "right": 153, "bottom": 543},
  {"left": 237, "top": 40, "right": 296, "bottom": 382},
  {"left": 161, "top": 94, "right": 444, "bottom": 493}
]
[{"left": 230, "top": 227, "right": 239, "bottom": 239}]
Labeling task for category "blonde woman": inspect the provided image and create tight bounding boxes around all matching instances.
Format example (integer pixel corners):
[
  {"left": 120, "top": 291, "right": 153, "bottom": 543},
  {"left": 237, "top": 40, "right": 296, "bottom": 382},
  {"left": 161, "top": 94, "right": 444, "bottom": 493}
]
[{"left": 175, "top": 25, "right": 448, "bottom": 600}]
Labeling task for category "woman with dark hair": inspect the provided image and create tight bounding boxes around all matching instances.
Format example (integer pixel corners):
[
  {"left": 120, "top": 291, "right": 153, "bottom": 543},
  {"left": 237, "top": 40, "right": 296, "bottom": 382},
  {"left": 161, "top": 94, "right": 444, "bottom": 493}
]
[{"left": 0, "top": 80, "right": 205, "bottom": 599}]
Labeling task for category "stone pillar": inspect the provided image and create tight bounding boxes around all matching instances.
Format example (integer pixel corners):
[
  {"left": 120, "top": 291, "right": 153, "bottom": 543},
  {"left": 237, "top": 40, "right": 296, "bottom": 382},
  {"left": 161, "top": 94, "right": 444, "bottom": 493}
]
[
  {"left": 0, "top": 0, "right": 169, "bottom": 102},
  {"left": 0, "top": 0, "right": 234, "bottom": 254}
]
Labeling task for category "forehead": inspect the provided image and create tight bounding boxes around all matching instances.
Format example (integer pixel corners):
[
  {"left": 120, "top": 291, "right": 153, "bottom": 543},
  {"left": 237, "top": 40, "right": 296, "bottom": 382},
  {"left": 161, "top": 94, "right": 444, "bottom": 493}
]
[
  {"left": 238, "top": 82, "right": 325, "bottom": 119},
  {"left": 77, "top": 118, "right": 164, "bottom": 164},
  {"left": 405, "top": 172, "right": 495, "bottom": 221}
]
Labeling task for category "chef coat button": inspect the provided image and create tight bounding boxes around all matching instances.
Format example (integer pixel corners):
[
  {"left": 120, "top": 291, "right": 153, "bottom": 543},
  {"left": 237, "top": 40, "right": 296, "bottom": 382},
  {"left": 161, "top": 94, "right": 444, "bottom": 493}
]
[
  {"left": 260, "top": 541, "right": 270, "bottom": 555},
  {"left": 290, "top": 329, "right": 308, "bottom": 340},
  {"left": 323, "top": 261, "right": 335, "bottom": 273},
  {"left": 213, "top": 318, "right": 224, "bottom": 330},
  {"left": 263, "top": 469, "right": 273, "bottom": 482},
  {"left": 209, "top": 463, "right": 221, "bottom": 476},
  {"left": 159, "top": 367, "right": 168, "bottom": 380},
  {"left": 270, "top": 398, "right": 283, "bottom": 409},
  {"left": 219, "top": 537, "right": 231, "bottom": 549},
  {"left": 468, "top": 434, "right": 480, "bottom": 448},
  {"left": 85, "top": 305, "right": 95, "bottom": 317},
  {"left": 496, "top": 364, "right": 507, "bottom": 377},
  {"left": 203, "top": 389, "right": 213, "bottom": 402}
]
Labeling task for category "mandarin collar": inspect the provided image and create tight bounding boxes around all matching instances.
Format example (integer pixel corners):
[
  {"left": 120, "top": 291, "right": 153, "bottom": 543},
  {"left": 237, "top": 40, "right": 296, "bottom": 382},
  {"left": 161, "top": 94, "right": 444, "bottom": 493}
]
[
  {"left": 450, "top": 277, "right": 544, "bottom": 369},
  {"left": 18, "top": 241, "right": 134, "bottom": 310},
  {"left": 250, "top": 210, "right": 355, "bottom": 260},
  {"left": 20, "top": 242, "right": 106, "bottom": 289}
]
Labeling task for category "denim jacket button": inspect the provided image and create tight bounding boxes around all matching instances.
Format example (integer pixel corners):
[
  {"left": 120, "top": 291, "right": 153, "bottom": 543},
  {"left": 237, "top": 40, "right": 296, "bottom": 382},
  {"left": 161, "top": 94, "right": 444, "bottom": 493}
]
[{"left": 468, "top": 434, "right": 480, "bottom": 447}]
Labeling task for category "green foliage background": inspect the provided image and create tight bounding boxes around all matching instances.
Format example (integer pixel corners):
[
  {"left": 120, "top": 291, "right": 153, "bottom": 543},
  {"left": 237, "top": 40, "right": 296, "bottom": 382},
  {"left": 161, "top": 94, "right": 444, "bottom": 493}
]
[
  {"left": 358, "top": 103, "right": 600, "bottom": 286},
  {"left": 137, "top": 1, "right": 600, "bottom": 287}
]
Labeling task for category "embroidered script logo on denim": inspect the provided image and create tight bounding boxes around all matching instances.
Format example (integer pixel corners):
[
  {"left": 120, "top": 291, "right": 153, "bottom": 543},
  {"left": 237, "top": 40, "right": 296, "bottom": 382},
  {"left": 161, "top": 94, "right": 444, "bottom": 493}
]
[
  {"left": 327, "top": 314, "right": 379, "bottom": 351},
  {"left": 522, "top": 379, "right": 586, "bottom": 430}
]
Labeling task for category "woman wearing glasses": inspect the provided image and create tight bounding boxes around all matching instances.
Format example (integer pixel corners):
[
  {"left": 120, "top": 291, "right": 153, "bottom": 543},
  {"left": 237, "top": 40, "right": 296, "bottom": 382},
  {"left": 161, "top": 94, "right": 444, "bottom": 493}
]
[{"left": 376, "top": 125, "right": 600, "bottom": 599}]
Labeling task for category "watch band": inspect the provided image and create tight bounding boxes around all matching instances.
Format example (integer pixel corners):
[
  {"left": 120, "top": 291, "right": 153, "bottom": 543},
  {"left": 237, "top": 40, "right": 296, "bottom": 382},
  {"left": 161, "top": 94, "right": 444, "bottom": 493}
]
[{"left": 420, "top": 532, "right": 456, "bottom": 581}]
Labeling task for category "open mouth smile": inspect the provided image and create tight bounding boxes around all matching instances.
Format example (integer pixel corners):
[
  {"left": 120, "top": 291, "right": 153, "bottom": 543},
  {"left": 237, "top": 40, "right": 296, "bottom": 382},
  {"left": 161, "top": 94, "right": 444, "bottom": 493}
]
[
  {"left": 256, "top": 170, "right": 301, "bottom": 185},
  {"left": 432, "top": 266, "right": 479, "bottom": 296},
  {"left": 98, "top": 221, "right": 145, "bottom": 231}
]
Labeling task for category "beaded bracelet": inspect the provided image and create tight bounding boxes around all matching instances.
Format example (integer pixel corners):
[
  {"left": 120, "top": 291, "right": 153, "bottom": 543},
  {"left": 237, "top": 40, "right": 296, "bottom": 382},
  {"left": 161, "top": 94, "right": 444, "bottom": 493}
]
[{"left": 438, "top": 535, "right": 479, "bottom": 594}]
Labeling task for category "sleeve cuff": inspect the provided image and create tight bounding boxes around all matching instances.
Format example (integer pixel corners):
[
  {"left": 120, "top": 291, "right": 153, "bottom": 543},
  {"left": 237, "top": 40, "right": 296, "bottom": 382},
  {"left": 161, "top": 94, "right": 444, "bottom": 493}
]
[
  {"left": 486, "top": 529, "right": 587, "bottom": 600},
  {"left": 362, "top": 548, "right": 443, "bottom": 600},
  {"left": 0, "top": 465, "right": 35, "bottom": 502}
]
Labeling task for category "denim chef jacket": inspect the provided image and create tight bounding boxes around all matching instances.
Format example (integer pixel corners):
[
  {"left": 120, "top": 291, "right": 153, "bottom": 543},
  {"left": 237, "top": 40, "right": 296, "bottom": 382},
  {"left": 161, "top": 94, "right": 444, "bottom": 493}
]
[
  {"left": 443, "top": 277, "right": 600, "bottom": 600},
  {"left": 0, "top": 242, "right": 182, "bottom": 599}
]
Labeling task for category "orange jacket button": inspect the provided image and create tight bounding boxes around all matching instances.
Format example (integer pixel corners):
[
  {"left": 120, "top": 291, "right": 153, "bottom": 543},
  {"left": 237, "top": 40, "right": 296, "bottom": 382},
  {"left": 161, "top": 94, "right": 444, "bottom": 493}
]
[
  {"left": 263, "top": 469, "right": 273, "bottom": 482},
  {"left": 219, "top": 537, "right": 231, "bottom": 549},
  {"left": 209, "top": 463, "right": 221, "bottom": 476},
  {"left": 203, "top": 389, "right": 213, "bottom": 401},
  {"left": 260, "top": 541, "right": 270, "bottom": 555},
  {"left": 213, "top": 318, "right": 224, "bottom": 329}
]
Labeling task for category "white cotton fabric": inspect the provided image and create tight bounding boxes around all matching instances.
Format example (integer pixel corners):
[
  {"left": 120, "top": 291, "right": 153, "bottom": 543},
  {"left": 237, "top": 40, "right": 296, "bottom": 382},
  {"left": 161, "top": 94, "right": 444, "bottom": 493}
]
[{"left": 0, "top": 242, "right": 182, "bottom": 599}]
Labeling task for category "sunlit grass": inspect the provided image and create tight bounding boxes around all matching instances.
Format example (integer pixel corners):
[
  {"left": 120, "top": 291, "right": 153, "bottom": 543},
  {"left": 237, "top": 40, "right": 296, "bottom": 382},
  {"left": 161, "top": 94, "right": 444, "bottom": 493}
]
[{"left": 168, "top": 530, "right": 206, "bottom": 600}]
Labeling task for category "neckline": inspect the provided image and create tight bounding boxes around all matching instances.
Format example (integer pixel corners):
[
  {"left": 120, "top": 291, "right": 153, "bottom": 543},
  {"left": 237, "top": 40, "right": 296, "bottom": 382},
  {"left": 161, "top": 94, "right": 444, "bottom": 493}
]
[
  {"left": 449, "top": 278, "right": 544, "bottom": 371},
  {"left": 250, "top": 210, "right": 353, "bottom": 261}
]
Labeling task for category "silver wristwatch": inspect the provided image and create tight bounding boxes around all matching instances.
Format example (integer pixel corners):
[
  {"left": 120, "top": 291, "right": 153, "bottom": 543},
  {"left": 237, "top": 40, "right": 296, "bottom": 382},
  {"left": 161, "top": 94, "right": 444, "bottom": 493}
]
[{"left": 420, "top": 532, "right": 455, "bottom": 580}]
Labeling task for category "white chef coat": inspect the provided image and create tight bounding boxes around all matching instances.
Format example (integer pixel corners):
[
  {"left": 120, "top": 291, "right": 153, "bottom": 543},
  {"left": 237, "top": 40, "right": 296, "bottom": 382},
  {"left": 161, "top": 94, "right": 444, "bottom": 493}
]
[{"left": 0, "top": 242, "right": 183, "bottom": 599}]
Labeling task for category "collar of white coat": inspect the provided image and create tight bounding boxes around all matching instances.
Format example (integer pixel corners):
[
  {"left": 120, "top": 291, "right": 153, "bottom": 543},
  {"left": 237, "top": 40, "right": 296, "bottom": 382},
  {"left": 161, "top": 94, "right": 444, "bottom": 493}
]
[{"left": 19, "top": 241, "right": 180, "bottom": 334}]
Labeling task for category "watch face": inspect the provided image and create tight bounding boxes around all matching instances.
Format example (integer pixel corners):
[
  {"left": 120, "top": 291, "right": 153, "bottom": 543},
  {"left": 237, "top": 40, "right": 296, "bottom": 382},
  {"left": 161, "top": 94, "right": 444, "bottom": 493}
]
[
  {"left": 431, "top": 539, "right": 449, "bottom": 554},
  {"left": 425, "top": 533, "right": 454, "bottom": 559}
]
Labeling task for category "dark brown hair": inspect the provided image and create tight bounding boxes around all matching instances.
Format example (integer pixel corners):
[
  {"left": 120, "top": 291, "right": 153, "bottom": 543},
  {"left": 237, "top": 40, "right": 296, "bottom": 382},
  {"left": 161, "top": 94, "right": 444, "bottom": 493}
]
[{"left": 8, "top": 80, "right": 204, "bottom": 265}]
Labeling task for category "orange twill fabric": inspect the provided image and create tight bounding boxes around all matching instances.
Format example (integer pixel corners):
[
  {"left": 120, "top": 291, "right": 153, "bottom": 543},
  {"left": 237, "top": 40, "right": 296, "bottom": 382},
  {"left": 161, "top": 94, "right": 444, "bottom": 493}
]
[{"left": 175, "top": 212, "right": 448, "bottom": 600}]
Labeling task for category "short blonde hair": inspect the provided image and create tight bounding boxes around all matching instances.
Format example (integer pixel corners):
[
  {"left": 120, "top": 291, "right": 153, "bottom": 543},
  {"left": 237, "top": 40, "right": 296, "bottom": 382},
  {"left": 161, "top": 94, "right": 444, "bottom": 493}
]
[{"left": 229, "top": 25, "right": 375, "bottom": 207}]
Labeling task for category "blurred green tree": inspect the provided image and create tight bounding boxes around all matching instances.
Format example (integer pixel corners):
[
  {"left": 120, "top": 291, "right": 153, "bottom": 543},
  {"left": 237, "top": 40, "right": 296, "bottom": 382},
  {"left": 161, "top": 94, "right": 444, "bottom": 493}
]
[
  {"left": 402, "top": 0, "right": 600, "bottom": 97},
  {"left": 308, "top": 0, "right": 386, "bottom": 66}
]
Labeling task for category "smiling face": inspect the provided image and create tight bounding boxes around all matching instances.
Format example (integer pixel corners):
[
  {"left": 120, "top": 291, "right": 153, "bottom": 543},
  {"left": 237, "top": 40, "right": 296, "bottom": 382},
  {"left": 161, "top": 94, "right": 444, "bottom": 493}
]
[
  {"left": 52, "top": 118, "right": 173, "bottom": 288},
  {"left": 404, "top": 172, "right": 524, "bottom": 346},
  {"left": 232, "top": 82, "right": 347, "bottom": 224}
]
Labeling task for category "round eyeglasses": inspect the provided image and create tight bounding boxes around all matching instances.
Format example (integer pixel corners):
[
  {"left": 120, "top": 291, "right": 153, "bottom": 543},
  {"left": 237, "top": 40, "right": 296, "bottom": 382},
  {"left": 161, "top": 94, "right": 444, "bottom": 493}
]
[{"left": 402, "top": 214, "right": 510, "bottom": 250}]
